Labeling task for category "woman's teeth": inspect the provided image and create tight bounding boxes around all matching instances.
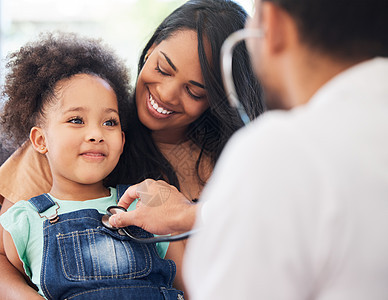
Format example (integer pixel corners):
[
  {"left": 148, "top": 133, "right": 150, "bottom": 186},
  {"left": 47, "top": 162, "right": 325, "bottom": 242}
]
[{"left": 149, "top": 94, "right": 173, "bottom": 115}]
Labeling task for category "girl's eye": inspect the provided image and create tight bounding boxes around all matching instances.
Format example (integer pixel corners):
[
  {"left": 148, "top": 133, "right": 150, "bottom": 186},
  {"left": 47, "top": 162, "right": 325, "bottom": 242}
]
[
  {"left": 68, "top": 117, "right": 83, "bottom": 124},
  {"left": 103, "top": 119, "right": 119, "bottom": 127},
  {"left": 186, "top": 86, "right": 204, "bottom": 100},
  {"left": 155, "top": 65, "right": 171, "bottom": 76}
]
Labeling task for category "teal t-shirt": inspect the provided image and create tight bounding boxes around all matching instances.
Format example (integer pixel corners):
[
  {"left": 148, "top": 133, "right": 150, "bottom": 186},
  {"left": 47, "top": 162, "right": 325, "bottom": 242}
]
[{"left": 0, "top": 187, "right": 169, "bottom": 297}]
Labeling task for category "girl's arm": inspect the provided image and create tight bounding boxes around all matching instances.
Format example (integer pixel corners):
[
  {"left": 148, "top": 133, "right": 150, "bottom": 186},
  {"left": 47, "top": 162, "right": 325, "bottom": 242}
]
[
  {"left": 3, "top": 227, "right": 26, "bottom": 275},
  {"left": 0, "top": 198, "right": 44, "bottom": 299}
]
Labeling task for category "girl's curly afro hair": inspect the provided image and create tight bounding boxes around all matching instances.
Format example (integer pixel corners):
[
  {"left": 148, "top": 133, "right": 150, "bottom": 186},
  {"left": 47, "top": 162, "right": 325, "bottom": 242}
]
[{"left": 0, "top": 32, "right": 132, "bottom": 148}]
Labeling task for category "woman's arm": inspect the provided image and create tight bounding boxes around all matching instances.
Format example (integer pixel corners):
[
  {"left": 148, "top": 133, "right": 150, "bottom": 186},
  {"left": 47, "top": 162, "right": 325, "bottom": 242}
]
[
  {"left": 0, "top": 198, "right": 44, "bottom": 299},
  {"left": 165, "top": 238, "right": 188, "bottom": 296}
]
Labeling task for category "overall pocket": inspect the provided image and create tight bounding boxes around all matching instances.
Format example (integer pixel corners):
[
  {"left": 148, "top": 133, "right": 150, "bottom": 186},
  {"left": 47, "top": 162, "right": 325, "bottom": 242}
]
[{"left": 57, "top": 226, "right": 152, "bottom": 281}]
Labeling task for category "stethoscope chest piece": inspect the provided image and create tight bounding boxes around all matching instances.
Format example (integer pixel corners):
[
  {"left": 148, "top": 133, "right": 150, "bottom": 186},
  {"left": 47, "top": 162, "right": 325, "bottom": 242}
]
[{"left": 101, "top": 206, "right": 127, "bottom": 230}]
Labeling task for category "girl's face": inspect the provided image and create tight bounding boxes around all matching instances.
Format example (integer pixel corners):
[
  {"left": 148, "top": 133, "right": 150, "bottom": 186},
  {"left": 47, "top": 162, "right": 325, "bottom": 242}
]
[
  {"left": 32, "top": 74, "right": 125, "bottom": 197},
  {"left": 136, "top": 30, "right": 210, "bottom": 144}
]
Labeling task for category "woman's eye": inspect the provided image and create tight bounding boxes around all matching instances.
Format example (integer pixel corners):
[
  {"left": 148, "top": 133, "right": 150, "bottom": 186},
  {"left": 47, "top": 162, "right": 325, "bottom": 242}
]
[
  {"left": 68, "top": 117, "right": 83, "bottom": 124},
  {"left": 155, "top": 65, "right": 171, "bottom": 76},
  {"left": 186, "top": 87, "right": 204, "bottom": 100},
  {"left": 103, "top": 119, "right": 118, "bottom": 127}
]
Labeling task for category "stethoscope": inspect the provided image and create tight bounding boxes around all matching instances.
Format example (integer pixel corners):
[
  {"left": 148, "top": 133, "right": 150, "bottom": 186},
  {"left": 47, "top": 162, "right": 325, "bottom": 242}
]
[
  {"left": 102, "top": 205, "right": 199, "bottom": 243},
  {"left": 101, "top": 29, "right": 262, "bottom": 244},
  {"left": 221, "top": 28, "right": 264, "bottom": 122}
]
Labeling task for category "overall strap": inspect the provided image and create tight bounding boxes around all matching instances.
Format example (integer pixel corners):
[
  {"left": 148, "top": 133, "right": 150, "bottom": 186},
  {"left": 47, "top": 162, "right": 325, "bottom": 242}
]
[
  {"left": 116, "top": 184, "right": 131, "bottom": 202},
  {"left": 28, "top": 194, "right": 60, "bottom": 223},
  {"left": 28, "top": 194, "right": 56, "bottom": 213}
]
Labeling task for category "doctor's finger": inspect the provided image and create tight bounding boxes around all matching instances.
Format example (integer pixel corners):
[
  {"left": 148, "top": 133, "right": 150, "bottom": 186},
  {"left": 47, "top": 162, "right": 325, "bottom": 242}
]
[
  {"left": 117, "top": 184, "right": 141, "bottom": 209},
  {"left": 109, "top": 210, "right": 137, "bottom": 228}
]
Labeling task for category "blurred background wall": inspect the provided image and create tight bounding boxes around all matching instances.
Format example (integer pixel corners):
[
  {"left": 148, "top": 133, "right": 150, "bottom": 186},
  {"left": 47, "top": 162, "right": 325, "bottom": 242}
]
[{"left": 0, "top": 0, "right": 254, "bottom": 85}]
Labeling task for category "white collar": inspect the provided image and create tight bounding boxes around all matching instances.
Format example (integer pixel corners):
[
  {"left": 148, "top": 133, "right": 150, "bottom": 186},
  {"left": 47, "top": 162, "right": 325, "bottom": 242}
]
[{"left": 308, "top": 57, "right": 388, "bottom": 108}]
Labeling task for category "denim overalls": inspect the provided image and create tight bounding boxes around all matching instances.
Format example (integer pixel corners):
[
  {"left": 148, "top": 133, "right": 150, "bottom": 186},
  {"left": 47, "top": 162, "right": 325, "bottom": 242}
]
[{"left": 29, "top": 185, "right": 184, "bottom": 300}]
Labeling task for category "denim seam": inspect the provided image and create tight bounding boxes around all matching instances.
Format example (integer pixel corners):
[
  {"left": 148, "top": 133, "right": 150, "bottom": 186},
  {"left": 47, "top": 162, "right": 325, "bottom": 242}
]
[
  {"left": 168, "top": 259, "right": 174, "bottom": 287},
  {"left": 57, "top": 232, "right": 153, "bottom": 280},
  {"left": 88, "top": 230, "right": 101, "bottom": 279},
  {"left": 57, "top": 233, "right": 72, "bottom": 281},
  {"left": 75, "top": 232, "right": 86, "bottom": 279},
  {"left": 65, "top": 285, "right": 160, "bottom": 300},
  {"left": 108, "top": 236, "right": 116, "bottom": 276},
  {"left": 43, "top": 216, "right": 100, "bottom": 230},
  {"left": 144, "top": 243, "right": 152, "bottom": 277},
  {"left": 122, "top": 239, "right": 135, "bottom": 275},
  {"left": 150, "top": 243, "right": 175, "bottom": 287},
  {"left": 42, "top": 227, "right": 54, "bottom": 300}
]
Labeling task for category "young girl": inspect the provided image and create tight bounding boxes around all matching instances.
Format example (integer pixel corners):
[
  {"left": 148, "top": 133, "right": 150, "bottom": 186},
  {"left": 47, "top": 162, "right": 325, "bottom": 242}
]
[{"left": 0, "top": 33, "right": 183, "bottom": 299}]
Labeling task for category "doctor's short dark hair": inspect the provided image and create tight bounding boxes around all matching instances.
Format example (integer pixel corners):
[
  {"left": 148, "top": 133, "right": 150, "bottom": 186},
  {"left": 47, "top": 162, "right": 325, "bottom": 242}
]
[
  {"left": 0, "top": 32, "right": 131, "bottom": 148},
  {"left": 264, "top": 0, "right": 388, "bottom": 59}
]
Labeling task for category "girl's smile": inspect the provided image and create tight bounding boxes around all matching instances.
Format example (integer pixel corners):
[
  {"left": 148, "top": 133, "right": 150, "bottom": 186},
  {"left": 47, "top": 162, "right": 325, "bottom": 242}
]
[{"left": 80, "top": 150, "right": 107, "bottom": 162}]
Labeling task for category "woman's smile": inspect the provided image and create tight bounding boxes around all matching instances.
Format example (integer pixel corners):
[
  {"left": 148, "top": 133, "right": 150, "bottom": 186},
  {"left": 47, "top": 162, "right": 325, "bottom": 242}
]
[{"left": 146, "top": 89, "right": 175, "bottom": 119}]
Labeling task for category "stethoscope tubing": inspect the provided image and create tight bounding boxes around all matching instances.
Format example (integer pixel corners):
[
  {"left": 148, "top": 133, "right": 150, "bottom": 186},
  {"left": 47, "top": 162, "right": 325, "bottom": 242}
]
[{"left": 119, "top": 227, "right": 200, "bottom": 244}]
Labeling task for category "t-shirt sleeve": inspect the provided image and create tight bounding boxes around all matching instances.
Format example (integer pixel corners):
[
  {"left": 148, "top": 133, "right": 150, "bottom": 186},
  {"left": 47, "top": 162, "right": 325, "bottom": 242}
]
[
  {"left": 155, "top": 240, "right": 169, "bottom": 259},
  {"left": 0, "top": 201, "right": 32, "bottom": 277},
  {"left": 0, "top": 142, "right": 52, "bottom": 204}
]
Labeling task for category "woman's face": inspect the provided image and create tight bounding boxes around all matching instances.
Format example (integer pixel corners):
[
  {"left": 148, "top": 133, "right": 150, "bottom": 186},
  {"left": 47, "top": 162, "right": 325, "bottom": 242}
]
[{"left": 136, "top": 30, "right": 210, "bottom": 144}]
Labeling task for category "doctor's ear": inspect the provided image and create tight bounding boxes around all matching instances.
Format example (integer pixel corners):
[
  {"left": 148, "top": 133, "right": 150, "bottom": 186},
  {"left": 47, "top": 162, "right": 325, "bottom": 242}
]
[
  {"left": 30, "top": 127, "right": 47, "bottom": 154},
  {"left": 260, "top": 2, "right": 293, "bottom": 54}
]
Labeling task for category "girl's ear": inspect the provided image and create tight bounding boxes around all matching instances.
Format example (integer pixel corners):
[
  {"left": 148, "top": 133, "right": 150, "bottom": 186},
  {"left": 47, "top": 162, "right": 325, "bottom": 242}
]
[
  {"left": 30, "top": 127, "right": 47, "bottom": 154},
  {"left": 120, "top": 131, "right": 125, "bottom": 155}
]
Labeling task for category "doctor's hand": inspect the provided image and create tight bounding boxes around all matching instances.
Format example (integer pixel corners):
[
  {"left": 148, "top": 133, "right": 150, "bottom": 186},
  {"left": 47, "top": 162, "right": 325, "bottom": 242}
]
[{"left": 109, "top": 179, "right": 199, "bottom": 235}]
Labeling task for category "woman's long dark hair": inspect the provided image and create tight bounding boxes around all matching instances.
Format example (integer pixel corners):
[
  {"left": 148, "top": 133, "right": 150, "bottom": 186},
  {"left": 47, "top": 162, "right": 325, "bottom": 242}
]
[{"left": 118, "top": 0, "right": 265, "bottom": 189}]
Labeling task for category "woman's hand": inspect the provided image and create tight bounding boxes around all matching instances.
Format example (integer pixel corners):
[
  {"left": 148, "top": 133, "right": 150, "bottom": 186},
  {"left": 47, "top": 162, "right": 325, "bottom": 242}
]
[{"left": 109, "top": 179, "right": 199, "bottom": 235}]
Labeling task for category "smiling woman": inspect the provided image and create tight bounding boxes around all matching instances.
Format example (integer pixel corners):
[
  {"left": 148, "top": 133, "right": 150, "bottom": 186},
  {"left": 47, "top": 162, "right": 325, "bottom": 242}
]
[
  {"left": 136, "top": 30, "right": 210, "bottom": 143},
  {"left": 116, "top": 2, "right": 264, "bottom": 293}
]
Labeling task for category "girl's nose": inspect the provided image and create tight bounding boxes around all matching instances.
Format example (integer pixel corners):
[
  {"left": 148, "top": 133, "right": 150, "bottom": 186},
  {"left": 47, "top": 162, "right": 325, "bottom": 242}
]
[
  {"left": 86, "top": 128, "right": 104, "bottom": 143},
  {"left": 88, "top": 137, "right": 104, "bottom": 143}
]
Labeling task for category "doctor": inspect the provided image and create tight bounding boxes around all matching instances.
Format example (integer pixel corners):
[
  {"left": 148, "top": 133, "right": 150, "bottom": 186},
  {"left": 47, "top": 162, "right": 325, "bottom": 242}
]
[{"left": 111, "top": 0, "right": 388, "bottom": 298}]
